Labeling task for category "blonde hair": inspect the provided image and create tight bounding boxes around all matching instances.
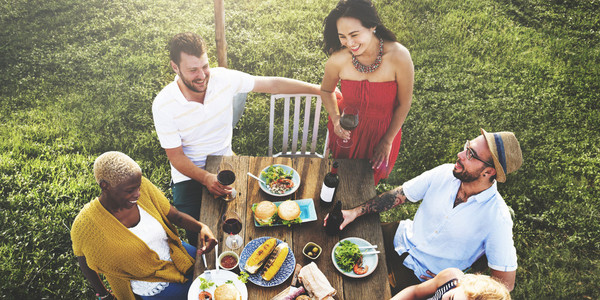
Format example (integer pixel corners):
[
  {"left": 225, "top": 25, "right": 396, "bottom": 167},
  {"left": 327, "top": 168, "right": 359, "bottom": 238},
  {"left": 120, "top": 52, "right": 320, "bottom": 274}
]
[
  {"left": 93, "top": 151, "right": 142, "bottom": 186},
  {"left": 460, "top": 274, "right": 511, "bottom": 300}
]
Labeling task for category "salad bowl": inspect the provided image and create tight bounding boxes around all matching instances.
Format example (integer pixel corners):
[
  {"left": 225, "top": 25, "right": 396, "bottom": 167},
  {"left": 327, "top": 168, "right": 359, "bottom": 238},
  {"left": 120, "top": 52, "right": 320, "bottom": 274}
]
[{"left": 258, "top": 164, "right": 300, "bottom": 197}]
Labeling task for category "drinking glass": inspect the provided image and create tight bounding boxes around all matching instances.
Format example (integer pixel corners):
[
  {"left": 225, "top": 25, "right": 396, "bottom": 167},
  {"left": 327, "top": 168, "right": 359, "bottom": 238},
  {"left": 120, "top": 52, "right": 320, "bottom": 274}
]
[
  {"left": 336, "top": 106, "right": 359, "bottom": 148},
  {"left": 217, "top": 162, "right": 237, "bottom": 201},
  {"left": 222, "top": 211, "right": 243, "bottom": 249}
]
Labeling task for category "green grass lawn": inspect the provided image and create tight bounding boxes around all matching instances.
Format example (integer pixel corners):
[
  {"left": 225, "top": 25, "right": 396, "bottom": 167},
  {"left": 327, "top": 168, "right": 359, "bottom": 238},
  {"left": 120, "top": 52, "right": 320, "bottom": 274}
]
[{"left": 1, "top": 0, "right": 598, "bottom": 298}]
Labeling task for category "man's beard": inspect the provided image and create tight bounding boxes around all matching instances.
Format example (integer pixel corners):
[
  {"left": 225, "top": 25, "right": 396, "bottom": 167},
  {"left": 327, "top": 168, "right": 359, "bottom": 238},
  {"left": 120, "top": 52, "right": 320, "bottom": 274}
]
[
  {"left": 179, "top": 72, "right": 207, "bottom": 93},
  {"left": 453, "top": 161, "right": 483, "bottom": 183}
]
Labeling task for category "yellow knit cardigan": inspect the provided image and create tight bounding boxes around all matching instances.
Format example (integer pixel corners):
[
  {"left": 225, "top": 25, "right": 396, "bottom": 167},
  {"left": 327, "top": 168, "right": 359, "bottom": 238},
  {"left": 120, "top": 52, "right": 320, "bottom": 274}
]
[{"left": 71, "top": 177, "right": 195, "bottom": 300}]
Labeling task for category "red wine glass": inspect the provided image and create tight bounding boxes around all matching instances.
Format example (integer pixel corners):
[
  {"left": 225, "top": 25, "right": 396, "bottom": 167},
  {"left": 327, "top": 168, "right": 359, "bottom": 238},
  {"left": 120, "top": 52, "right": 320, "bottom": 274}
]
[
  {"left": 336, "top": 106, "right": 359, "bottom": 148},
  {"left": 217, "top": 162, "right": 237, "bottom": 201},
  {"left": 222, "top": 211, "right": 243, "bottom": 249}
]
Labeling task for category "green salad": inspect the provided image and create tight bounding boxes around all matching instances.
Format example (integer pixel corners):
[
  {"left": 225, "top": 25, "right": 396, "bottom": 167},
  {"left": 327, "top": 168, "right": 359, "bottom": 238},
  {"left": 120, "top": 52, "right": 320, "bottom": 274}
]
[
  {"left": 334, "top": 240, "right": 362, "bottom": 272},
  {"left": 261, "top": 165, "right": 294, "bottom": 185}
]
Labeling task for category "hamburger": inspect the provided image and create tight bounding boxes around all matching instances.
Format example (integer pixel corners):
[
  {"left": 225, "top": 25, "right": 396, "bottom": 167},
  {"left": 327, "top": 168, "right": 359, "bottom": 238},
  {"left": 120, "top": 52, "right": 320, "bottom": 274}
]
[
  {"left": 277, "top": 200, "right": 302, "bottom": 226},
  {"left": 252, "top": 201, "right": 278, "bottom": 226},
  {"left": 214, "top": 283, "right": 241, "bottom": 300}
]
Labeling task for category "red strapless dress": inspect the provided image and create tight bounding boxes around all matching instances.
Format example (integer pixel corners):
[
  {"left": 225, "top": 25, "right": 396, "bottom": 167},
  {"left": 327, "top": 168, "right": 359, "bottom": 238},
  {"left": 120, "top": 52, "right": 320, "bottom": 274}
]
[{"left": 327, "top": 80, "right": 402, "bottom": 184}]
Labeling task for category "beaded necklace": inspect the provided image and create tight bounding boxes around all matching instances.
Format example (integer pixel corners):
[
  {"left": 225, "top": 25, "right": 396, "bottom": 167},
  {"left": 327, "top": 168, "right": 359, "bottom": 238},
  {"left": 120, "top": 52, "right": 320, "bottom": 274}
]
[{"left": 351, "top": 38, "right": 384, "bottom": 73}]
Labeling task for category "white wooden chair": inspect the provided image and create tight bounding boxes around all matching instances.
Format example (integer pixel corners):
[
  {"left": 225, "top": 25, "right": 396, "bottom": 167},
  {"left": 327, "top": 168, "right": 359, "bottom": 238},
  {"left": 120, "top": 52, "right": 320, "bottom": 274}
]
[{"left": 268, "top": 94, "right": 330, "bottom": 158}]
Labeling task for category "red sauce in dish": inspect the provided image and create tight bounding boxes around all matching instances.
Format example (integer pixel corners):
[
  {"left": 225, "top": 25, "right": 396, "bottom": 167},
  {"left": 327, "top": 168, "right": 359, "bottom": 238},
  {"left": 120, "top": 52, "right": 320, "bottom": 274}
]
[{"left": 220, "top": 255, "right": 237, "bottom": 269}]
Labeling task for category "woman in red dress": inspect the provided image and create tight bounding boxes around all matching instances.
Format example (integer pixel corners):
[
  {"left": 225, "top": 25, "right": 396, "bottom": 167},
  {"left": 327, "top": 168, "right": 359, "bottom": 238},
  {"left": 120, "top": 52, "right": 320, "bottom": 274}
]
[{"left": 321, "top": 0, "right": 414, "bottom": 184}]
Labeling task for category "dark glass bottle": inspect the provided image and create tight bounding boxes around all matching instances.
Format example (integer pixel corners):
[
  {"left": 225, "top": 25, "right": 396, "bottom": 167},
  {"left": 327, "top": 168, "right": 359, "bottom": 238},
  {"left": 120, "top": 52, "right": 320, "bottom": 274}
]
[
  {"left": 325, "top": 201, "right": 344, "bottom": 236},
  {"left": 319, "top": 161, "right": 339, "bottom": 207}
]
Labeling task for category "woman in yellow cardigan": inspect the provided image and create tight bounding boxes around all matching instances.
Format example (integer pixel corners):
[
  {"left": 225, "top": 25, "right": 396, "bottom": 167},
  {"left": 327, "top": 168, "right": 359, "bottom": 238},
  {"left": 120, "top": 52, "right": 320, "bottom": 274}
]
[{"left": 71, "top": 151, "right": 217, "bottom": 300}]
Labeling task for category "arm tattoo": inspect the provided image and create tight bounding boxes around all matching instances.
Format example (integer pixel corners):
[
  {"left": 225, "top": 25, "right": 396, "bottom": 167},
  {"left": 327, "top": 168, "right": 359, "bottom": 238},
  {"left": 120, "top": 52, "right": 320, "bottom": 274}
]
[{"left": 358, "top": 186, "right": 406, "bottom": 215}]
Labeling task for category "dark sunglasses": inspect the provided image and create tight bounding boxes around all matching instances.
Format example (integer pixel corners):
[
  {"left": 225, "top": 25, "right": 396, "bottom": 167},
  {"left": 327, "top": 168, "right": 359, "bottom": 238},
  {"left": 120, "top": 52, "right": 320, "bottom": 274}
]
[{"left": 464, "top": 140, "right": 494, "bottom": 167}]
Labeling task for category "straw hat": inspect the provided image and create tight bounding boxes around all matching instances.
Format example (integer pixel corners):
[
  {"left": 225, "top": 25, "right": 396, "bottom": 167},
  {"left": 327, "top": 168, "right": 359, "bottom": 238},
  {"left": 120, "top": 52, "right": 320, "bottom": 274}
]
[{"left": 480, "top": 129, "right": 523, "bottom": 183}]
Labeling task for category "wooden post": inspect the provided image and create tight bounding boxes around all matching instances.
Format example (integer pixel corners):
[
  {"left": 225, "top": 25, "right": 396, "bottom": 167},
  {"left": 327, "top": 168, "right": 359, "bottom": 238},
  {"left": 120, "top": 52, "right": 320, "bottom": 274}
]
[{"left": 214, "top": 0, "right": 227, "bottom": 68}]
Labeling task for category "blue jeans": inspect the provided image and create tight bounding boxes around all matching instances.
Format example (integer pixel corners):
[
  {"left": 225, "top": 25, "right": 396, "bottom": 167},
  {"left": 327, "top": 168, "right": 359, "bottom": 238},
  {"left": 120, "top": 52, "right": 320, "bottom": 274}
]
[{"left": 138, "top": 241, "right": 196, "bottom": 300}]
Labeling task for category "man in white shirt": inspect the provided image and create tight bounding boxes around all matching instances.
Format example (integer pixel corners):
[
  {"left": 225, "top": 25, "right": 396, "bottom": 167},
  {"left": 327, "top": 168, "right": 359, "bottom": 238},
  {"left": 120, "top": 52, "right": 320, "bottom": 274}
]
[
  {"left": 153, "top": 32, "right": 320, "bottom": 245},
  {"left": 325, "top": 129, "right": 523, "bottom": 294}
]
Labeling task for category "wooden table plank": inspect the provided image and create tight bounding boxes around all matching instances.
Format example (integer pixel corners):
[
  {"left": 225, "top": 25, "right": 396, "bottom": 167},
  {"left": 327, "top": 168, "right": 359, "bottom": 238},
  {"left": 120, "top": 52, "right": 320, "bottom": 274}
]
[
  {"left": 194, "top": 156, "right": 249, "bottom": 278},
  {"left": 245, "top": 156, "right": 294, "bottom": 299},
  {"left": 338, "top": 159, "right": 391, "bottom": 299},
  {"left": 287, "top": 157, "right": 345, "bottom": 299}
]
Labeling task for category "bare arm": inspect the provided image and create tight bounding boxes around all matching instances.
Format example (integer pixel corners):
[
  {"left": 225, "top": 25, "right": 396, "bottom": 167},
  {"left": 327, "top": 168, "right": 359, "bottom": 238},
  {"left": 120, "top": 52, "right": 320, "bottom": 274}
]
[
  {"left": 76, "top": 256, "right": 115, "bottom": 299},
  {"left": 164, "top": 146, "right": 229, "bottom": 197},
  {"left": 326, "top": 186, "right": 408, "bottom": 230},
  {"left": 354, "top": 186, "right": 408, "bottom": 217},
  {"left": 166, "top": 205, "right": 217, "bottom": 254},
  {"left": 252, "top": 76, "right": 320, "bottom": 95},
  {"left": 320, "top": 56, "right": 349, "bottom": 139},
  {"left": 490, "top": 269, "right": 516, "bottom": 291},
  {"left": 391, "top": 268, "right": 463, "bottom": 300}
]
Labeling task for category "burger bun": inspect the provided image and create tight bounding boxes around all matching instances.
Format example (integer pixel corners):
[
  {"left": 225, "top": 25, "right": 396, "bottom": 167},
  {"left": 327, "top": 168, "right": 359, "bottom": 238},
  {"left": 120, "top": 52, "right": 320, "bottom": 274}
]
[
  {"left": 214, "top": 283, "right": 241, "bottom": 300},
  {"left": 254, "top": 201, "right": 277, "bottom": 225},
  {"left": 277, "top": 200, "right": 301, "bottom": 221}
]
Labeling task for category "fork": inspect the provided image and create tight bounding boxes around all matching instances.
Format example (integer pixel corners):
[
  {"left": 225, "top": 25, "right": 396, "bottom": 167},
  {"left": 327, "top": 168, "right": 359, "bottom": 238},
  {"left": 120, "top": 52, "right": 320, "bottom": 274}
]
[
  {"left": 202, "top": 253, "right": 212, "bottom": 281},
  {"left": 359, "top": 245, "right": 378, "bottom": 249}
]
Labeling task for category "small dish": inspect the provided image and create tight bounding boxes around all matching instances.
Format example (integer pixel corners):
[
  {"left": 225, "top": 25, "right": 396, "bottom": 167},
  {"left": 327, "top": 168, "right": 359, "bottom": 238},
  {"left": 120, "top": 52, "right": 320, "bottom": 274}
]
[
  {"left": 302, "top": 242, "right": 322, "bottom": 260},
  {"left": 218, "top": 251, "right": 240, "bottom": 270}
]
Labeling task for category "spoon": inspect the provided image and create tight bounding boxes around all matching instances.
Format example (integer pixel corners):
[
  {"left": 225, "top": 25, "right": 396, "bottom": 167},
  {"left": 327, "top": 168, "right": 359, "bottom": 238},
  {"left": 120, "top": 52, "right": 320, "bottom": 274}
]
[{"left": 247, "top": 172, "right": 267, "bottom": 185}]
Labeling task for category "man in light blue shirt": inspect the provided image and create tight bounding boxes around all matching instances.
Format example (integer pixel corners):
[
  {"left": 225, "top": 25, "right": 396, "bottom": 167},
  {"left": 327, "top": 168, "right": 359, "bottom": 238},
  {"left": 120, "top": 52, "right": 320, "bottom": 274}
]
[{"left": 328, "top": 129, "right": 523, "bottom": 294}]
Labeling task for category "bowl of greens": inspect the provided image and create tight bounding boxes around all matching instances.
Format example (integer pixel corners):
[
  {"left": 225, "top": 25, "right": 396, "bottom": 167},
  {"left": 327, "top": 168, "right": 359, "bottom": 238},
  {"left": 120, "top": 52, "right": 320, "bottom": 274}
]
[
  {"left": 331, "top": 237, "right": 378, "bottom": 278},
  {"left": 259, "top": 164, "right": 301, "bottom": 197}
]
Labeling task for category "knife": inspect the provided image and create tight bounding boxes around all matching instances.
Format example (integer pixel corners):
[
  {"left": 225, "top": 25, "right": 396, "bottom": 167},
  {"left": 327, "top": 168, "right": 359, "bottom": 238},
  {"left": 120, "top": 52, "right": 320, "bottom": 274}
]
[{"left": 215, "top": 243, "right": 219, "bottom": 275}]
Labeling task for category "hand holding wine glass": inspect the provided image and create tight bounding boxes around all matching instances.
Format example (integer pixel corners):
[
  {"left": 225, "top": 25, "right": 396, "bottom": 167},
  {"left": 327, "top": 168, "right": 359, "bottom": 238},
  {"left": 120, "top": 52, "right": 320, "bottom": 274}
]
[
  {"left": 222, "top": 211, "right": 243, "bottom": 249},
  {"left": 336, "top": 106, "right": 359, "bottom": 148},
  {"left": 217, "top": 162, "right": 237, "bottom": 201}
]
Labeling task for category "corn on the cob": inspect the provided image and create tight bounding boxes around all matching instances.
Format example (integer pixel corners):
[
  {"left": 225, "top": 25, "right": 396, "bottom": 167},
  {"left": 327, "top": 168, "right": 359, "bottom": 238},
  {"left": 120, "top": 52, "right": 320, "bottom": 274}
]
[
  {"left": 261, "top": 243, "right": 289, "bottom": 281},
  {"left": 245, "top": 238, "right": 277, "bottom": 274}
]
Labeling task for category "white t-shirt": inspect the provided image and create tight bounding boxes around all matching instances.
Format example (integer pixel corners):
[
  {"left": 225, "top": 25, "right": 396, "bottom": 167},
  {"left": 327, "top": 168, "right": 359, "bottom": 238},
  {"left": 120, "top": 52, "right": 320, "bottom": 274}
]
[
  {"left": 129, "top": 206, "right": 171, "bottom": 296},
  {"left": 152, "top": 68, "right": 255, "bottom": 183}
]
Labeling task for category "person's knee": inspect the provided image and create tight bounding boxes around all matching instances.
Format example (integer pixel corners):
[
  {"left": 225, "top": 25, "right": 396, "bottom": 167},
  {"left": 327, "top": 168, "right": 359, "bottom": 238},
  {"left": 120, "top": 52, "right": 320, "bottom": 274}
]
[{"left": 181, "top": 240, "right": 197, "bottom": 257}]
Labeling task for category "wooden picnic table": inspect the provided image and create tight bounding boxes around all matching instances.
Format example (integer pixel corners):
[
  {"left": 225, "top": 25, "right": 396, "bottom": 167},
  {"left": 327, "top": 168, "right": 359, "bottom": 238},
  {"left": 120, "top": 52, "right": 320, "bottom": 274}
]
[{"left": 194, "top": 155, "right": 391, "bottom": 299}]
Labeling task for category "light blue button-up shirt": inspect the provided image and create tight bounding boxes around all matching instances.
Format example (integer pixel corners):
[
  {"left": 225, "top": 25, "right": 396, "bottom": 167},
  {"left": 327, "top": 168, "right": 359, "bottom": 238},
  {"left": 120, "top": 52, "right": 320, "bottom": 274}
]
[{"left": 393, "top": 164, "right": 517, "bottom": 280}]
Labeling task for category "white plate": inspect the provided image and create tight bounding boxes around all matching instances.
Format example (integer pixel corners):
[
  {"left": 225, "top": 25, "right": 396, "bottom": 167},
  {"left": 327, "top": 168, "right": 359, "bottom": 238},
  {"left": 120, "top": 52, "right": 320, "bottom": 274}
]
[
  {"left": 331, "top": 237, "right": 378, "bottom": 278},
  {"left": 187, "top": 269, "right": 248, "bottom": 300},
  {"left": 238, "top": 237, "right": 296, "bottom": 287},
  {"left": 258, "top": 164, "right": 301, "bottom": 197}
]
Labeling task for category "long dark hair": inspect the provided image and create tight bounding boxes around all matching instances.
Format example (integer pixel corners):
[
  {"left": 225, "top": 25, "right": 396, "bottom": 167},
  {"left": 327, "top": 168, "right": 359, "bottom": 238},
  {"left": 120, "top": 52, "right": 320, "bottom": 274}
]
[{"left": 322, "top": 0, "right": 397, "bottom": 56}]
